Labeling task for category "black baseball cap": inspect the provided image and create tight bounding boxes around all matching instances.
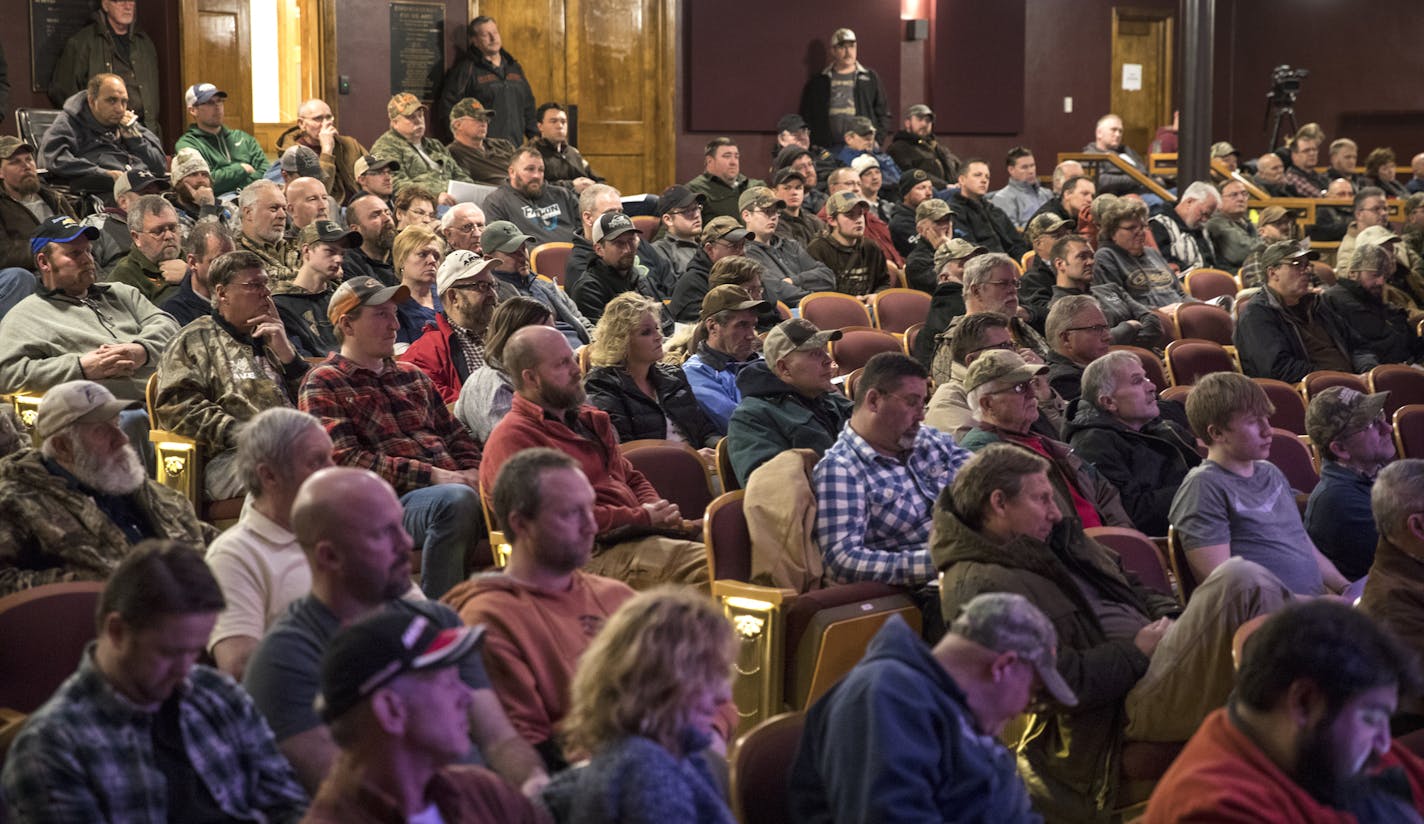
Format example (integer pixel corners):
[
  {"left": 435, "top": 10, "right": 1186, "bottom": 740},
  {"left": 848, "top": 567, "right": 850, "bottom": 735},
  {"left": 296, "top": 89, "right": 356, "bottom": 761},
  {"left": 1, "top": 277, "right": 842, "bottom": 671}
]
[
  {"left": 773, "top": 167, "right": 807, "bottom": 187},
  {"left": 777, "top": 114, "right": 808, "bottom": 133},
  {"left": 774, "top": 145, "right": 812, "bottom": 171},
  {"left": 298, "top": 218, "right": 361, "bottom": 249},
  {"left": 898, "top": 168, "right": 933, "bottom": 200},
  {"left": 657, "top": 184, "right": 706, "bottom": 217}
]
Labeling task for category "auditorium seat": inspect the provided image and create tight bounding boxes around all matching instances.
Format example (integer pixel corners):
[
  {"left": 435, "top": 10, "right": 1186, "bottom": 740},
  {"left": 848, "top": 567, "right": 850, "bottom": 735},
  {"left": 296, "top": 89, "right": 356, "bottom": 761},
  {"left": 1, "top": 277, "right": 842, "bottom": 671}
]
[
  {"left": 630, "top": 214, "right": 659, "bottom": 245},
  {"left": 1268, "top": 428, "right": 1319, "bottom": 494},
  {"left": 530, "top": 242, "right": 574, "bottom": 287},
  {"left": 1367, "top": 364, "right": 1424, "bottom": 416},
  {"left": 715, "top": 437, "right": 740, "bottom": 492},
  {"left": 1171, "top": 303, "right": 1234, "bottom": 346},
  {"left": 799, "top": 292, "right": 872, "bottom": 331},
  {"left": 1166, "top": 526, "right": 1199, "bottom": 603},
  {"left": 830, "top": 328, "right": 902, "bottom": 376},
  {"left": 1111, "top": 345, "right": 1170, "bottom": 390},
  {"left": 1086, "top": 526, "right": 1174, "bottom": 599},
  {"left": 1164, "top": 338, "right": 1237, "bottom": 387},
  {"left": 1393, "top": 404, "right": 1424, "bottom": 460},
  {"left": 619, "top": 439, "right": 715, "bottom": 519},
  {"left": 869, "top": 288, "right": 931, "bottom": 333},
  {"left": 1301, "top": 370, "right": 1367, "bottom": 402},
  {"left": 729, "top": 711, "right": 805, "bottom": 824},
  {"left": 903, "top": 322, "right": 925, "bottom": 359},
  {"left": 1182, "top": 268, "right": 1239, "bottom": 302},
  {"left": 1253, "top": 378, "right": 1308, "bottom": 435}
]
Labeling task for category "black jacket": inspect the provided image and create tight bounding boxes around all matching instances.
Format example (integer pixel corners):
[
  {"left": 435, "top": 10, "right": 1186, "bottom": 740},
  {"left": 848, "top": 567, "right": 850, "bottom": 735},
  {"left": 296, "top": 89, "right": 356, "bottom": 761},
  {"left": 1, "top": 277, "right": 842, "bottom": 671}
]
[
  {"left": 1048, "top": 284, "right": 1164, "bottom": 348},
  {"left": 1234, "top": 286, "right": 1374, "bottom": 383},
  {"left": 342, "top": 247, "right": 398, "bottom": 288},
  {"left": 0, "top": 186, "right": 73, "bottom": 271},
  {"left": 669, "top": 249, "right": 714, "bottom": 323},
  {"left": 1019, "top": 257, "right": 1057, "bottom": 330},
  {"left": 1064, "top": 404, "right": 1201, "bottom": 536},
  {"left": 904, "top": 239, "right": 938, "bottom": 295},
  {"left": 1321, "top": 280, "right": 1423, "bottom": 365},
  {"left": 1080, "top": 142, "right": 1150, "bottom": 196},
  {"left": 569, "top": 256, "right": 674, "bottom": 335},
  {"left": 946, "top": 191, "right": 1029, "bottom": 259},
  {"left": 42, "top": 91, "right": 166, "bottom": 194},
  {"left": 886, "top": 130, "right": 961, "bottom": 188},
  {"left": 1044, "top": 351, "right": 1087, "bottom": 403},
  {"left": 158, "top": 272, "right": 213, "bottom": 328},
  {"left": 563, "top": 233, "right": 675, "bottom": 299},
  {"left": 583, "top": 363, "right": 723, "bottom": 448},
  {"left": 888, "top": 204, "right": 918, "bottom": 258},
  {"left": 435, "top": 47, "right": 537, "bottom": 144},
  {"left": 915, "top": 281, "right": 965, "bottom": 369},
  {"left": 798, "top": 64, "right": 890, "bottom": 149}
]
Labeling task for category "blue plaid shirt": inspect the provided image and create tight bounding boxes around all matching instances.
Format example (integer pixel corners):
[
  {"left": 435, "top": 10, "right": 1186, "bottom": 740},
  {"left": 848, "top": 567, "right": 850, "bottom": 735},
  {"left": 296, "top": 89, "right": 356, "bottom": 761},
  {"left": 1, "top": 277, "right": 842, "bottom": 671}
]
[
  {"left": 814, "top": 423, "right": 972, "bottom": 586},
  {"left": 1, "top": 646, "right": 307, "bottom": 823}
]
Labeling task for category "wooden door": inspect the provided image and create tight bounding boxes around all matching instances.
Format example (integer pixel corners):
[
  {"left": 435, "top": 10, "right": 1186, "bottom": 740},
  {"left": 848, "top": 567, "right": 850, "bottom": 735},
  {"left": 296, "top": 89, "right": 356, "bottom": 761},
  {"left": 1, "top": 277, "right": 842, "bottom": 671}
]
[
  {"left": 471, "top": 0, "right": 676, "bottom": 194},
  {"left": 180, "top": 0, "right": 253, "bottom": 134},
  {"left": 1110, "top": 8, "right": 1173, "bottom": 157}
]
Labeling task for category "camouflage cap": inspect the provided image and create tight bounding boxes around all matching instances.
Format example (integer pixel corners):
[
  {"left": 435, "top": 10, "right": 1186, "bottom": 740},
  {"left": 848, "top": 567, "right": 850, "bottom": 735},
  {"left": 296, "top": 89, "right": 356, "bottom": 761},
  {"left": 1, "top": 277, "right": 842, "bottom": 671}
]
[
  {"left": 763, "top": 318, "right": 841, "bottom": 368},
  {"left": 915, "top": 198, "right": 955, "bottom": 223},
  {"left": 1358, "top": 225, "right": 1402, "bottom": 247},
  {"left": 934, "top": 238, "right": 987, "bottom": 272},
  {"left": 1260, "top": 240, "right": 1320, "bottom": 270},
  {"left": 1024, "top": 212, "right": 1074, "bottom": 244},
  {"left": 826, "top": 190, "right": 871, "bottom": 217},
  {"left": 170, "top": 147, "right": 210, "bottom": 181},
  {"left": 1257, "top": 206, "right": 1298, "bottom": 227},
  {"left": 387, "top": 92, "right": 424, "bottom": 120},
  {"left": 845, "top": 116, "right": 876, "bottom": 137},
  {"left": 949, "top": 592, "right": 1077, "bottom": 707},
  {"left": 738, "top": 186, "right": 785, "bottom": 214},
  {"left": 450, "top": 97, "right": 494, "bottom": 121},
  {"left": 700, "top": 215, "right": 748, "bottom": 245},
  {"left": 1306, "top": 385, "right": 1390, "bottom": 457},
  {"left": 962, "top": 349, "right": 1047, "bottom": 394},
  {"left": 0, "top": 136, "right": 34, "bottom": 160}
]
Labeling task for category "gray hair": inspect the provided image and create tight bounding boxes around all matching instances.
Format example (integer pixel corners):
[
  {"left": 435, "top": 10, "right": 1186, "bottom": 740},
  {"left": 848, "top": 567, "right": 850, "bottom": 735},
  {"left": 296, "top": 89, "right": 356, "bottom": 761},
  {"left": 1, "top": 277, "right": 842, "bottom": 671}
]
[
  {"left": 126, "top": 194, "right": 175, "bottom": 232},
  {"left": 578, "top": 183, "right": 621, "bottom": 218},
  {"left": 1080, "top": 350, "right": 1142, "bottom": 411},
  {"left": 1045, "top": 294, "right": 1101, "bottom": 350},
  {"left": 440, "top": 202, "right": 484, "bottom": 230},
  {"left": 965, "top": 382, "right": 994, "bottom": 423},
  {"left": 1350, "top": 243, "right": 1392, "bottom": 276},
  {"left": 235, "top": 408, "right": 326, "bottom": 497},
  {"left": 238, "top": 179, "right": 283, "bottom": 211},
  {"left": 949, "top": 443, "right": 1051, "bottom": 531},
  {"left": 1180, "top": 180, "right": 1221, "bottom": 207},
  {"left": 1373, "top": 459, "right": 1424, "bottom": 543},
  {"left": 962, "top": 252, "right": 1016, "bottom": 290}
]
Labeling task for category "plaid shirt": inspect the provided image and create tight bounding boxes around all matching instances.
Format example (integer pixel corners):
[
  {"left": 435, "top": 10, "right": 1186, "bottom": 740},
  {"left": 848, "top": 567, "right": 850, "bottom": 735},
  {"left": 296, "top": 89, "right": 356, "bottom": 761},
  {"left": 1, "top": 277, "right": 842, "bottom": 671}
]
[
  {"left": 448, "top": 320, "right": 488, "bottom": 373},
  {"left": 814, "top": 423, "right": 971, "bottom": 586},
  {"left": 298, "top": 354, "right": 482, "bottom": 493},
  {"left": 1, "top": 647, "right": 307, "bottom": 823}
]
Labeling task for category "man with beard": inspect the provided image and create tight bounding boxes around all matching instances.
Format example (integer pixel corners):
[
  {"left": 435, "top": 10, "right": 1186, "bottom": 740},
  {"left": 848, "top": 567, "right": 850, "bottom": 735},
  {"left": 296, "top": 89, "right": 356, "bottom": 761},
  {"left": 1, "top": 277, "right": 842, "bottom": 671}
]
[
  {"left": 483, "top": 146, "right": 581, "bottom": 245},
  {"left": 341, "top": 193, "right": 397, "bottom": 286},
  {"left": 161, "top": 218, "right": 234, "bottom": 326},
  {"left": 650, "top": 184, "right": 705, "bottom": 276},
  {"left": 886, "top": 103, "right": 960, "bottom": 188},
  {"left": 237, "top": 179, "right": 297, "bottom": 286},
  {"left": 1144, "top": 601, "right": 1424, "bottom": 823},
  {"left": 0, "top": 216, "right": 177, "bottom": 404},
  {"left": 272, "top": 219, "right": 358, "bottom": 355},
  {"left": 446, "top": 98, "right": 516, "bottom": 186},
  {"left": 398, "top": 250, "right": 501, "bottom": 402},
  {"left": 0, "top": 380, "right": 213, "bottom": 596},
  {"left": 480, "top": 325, "right": 709, "bottom": 588},
  {"left": 274, "top": 98, "right": 369, "bottom": 205},
  {"left": 0, "top": 136, "right": 75, "bottom": 274},
  {"left": 243, "top": 466, "right": 546, "bottom": 795},
  {"left": 814, "top": 352, "right": 970, "bottom": 594},
  {"left": 285, "top": 176, "right": 330, "bottom": 233},
  {"left": 371, "top": 94, "right": 469, "bottom": 206},
  {"left": 1323, "top": 243, "right": 1424, "bottom": 367},
  {"left": 108, "top": 194, "right": 186, "bottom": 304},
  {"left": 439, "top": 202, "right": 486, "bottom": 254},
  {"left": 1, "top": 544, "right": 306, "bottom": 821},
  {"left": 154, "top": 250, "right": 310, "bottom": 500},
  {"left": 484, "top": 220, "right": 592, "bottom": 347},
  {"left": 165, "top": 147, "right": 226, "bottom": 236},
  {"left": 174, "top": 83, "right": 266, "bottom": 197},
  {"left": 807, "top": 190, "right": 889, "bottom": 296},
  {"left": 298, "top": 276, "right": 484, "bottom": 599},
  {"left": 569, "top": 212, "right": 672, "bottom": 333},
  {"left": 686, "top": 137, "right": 763, "bottom": 224},
  {"left": 1150, "top": 180, "right": 1220, "bottom": 274}
]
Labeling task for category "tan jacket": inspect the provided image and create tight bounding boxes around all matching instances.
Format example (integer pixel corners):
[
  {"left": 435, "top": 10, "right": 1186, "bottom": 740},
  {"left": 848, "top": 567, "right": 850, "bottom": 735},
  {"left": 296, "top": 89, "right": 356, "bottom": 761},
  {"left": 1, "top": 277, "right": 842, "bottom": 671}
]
[{"left": 744, "top": 448, "right": 824, "bottom": 591}]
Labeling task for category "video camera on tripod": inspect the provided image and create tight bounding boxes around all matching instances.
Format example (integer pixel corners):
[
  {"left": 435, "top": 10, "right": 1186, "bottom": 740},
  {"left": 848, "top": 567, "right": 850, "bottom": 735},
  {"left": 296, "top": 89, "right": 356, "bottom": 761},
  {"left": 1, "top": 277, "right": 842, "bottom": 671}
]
[{"left": 1264, "top": 65, "right": 1309, "bottom": 149}]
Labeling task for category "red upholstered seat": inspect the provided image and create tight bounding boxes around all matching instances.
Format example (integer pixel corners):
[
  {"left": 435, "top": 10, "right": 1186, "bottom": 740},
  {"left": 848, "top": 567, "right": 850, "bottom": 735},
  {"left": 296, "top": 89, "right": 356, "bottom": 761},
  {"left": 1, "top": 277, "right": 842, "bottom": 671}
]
[
  {"left": 620, "top": 439, "right": 715, "bottom": 520},
  {"left": 1268, "top": 428, "right": 1319, "bottom": 493},
  {"left": 1368, "top": 364, "right": 1424, "bottom": 417},
  {"left": 0, "top": 582, "right": 105, "bottom": 714},
  {"left": 730, "top": 712, "right": 805, "bottom": 824},
  {"left": 1164, "top": 338, "right": 1237, "bottom": 386},
  {"left": 869, "top": 288, "right": 931, "bottom": 333},
  {"left": 1172, "top": 302, "right": 1234, "bottom": 346},
  {"left": 1183, "top": 268, "right": 1240, "bottom": 301},
  {"left": 1111, "top": 345, "right": 1169, "bottom": 390},
  {"left": 1301, "top": 370, "right": 1366, "bottom": 402},
  {"left": 1253, "top": 378, "right": 1308, "bottom": 435},
  {"left": 830, "top": 327, "right": 902, "bottom": 376},
  {"left": 530, "top": 242, "right": 574, "bottom": 287},
  {"left": 1393, "top": 404, "right": 1424, "bottom": 460},
  {"left": 1087, "top": 526, "right": 1174, "bottom": 599},
  {"left": 799, "top": 292, "right": 872, "bottom": 331}
]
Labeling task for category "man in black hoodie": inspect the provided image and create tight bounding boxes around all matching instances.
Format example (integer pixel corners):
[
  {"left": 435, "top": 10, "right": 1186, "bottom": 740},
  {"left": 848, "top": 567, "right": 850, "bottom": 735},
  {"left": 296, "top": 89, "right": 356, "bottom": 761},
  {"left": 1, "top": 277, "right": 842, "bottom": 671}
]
[
  {"left": 561, "top": 183, "right": 673, "bottom": 296},
  {"left": 569, "top": 212, "right": 672, "bottom": 334},
  {"left": 887, "top": 104, "right": 961, "bottom": 188},
  {"left": 435, "top": 17, "right": 537, "bottom": 144},
  {"left": 948, "top": 160, "right": 1028, "bottom": 259}
]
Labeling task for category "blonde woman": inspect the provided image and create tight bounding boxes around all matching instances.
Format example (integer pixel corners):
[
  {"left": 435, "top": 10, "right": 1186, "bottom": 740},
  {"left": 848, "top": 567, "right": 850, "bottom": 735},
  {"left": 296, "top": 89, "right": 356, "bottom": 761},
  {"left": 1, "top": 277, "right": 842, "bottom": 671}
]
[
  {"left": 392, "top": 224, "right": 443, "bottom": 345},
  {"left": 539, "top": 588, "right": 736, "bottom": 824},
  {"left": 583, "top": 292, "right": 723, "bottom": 454}
]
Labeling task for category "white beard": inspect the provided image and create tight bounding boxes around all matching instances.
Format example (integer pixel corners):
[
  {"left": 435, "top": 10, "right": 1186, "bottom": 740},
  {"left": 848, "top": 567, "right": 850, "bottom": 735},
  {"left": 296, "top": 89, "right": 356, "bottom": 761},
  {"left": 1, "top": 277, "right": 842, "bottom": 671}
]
[{"left": 70, "top": 443, "right": 146, "bottom": 495}]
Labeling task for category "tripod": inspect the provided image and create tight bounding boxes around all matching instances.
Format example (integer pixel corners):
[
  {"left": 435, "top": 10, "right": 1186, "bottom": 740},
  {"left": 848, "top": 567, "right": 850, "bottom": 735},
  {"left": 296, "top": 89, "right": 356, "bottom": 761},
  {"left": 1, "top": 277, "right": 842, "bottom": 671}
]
[{"left": 1265, "top": 99, "right": 1298, "bottom": 151}]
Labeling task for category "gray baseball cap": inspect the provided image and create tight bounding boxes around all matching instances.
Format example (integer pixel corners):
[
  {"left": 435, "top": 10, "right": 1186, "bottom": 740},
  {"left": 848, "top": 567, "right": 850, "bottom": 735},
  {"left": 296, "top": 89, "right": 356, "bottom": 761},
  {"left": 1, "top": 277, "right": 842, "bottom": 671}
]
[
  {"left": 950, "top": 592, "right": 1078, "bottom": 707},
  {"left": 482, "top": 220, "right": 534, "bottom": 254}
]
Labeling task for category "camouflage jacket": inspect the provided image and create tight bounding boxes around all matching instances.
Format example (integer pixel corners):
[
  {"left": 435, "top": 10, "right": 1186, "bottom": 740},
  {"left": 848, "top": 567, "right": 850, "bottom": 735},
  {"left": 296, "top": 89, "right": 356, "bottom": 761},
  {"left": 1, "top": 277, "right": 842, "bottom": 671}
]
[
  {"left": 0, "top": 449, "right": 215, "bottom": 597},
  {"left": 154, "top": 315, "right": 308, "bottom": 451},
  {"left": 369, "top": 129, "right": 473, "bottom": 196},
  {"left": 236, "top": 232, "right": 298, "bottom": 288}
]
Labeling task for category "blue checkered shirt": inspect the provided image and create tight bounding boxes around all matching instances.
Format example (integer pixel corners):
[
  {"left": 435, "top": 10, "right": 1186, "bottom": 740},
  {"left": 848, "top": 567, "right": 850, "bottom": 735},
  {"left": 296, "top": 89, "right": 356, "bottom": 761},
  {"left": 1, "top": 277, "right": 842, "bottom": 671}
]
[
  {"left": 1, "top": 646, "right": 307, "bottom": 823},
  {"left": 814, "top": 423, "right": 972, "bottom": 586}
]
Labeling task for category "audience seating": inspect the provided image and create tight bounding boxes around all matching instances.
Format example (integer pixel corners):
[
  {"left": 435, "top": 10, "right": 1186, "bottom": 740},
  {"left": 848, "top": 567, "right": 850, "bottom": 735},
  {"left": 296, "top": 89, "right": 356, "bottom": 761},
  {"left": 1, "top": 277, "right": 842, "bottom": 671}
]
[
  {"left": 1393, "top": 404, "right": 1424, "bottom": 459},
  {"left": 144, "top": 374, "right": 244, "bottom": 526},
  {"left": 729, "top": 711, "right": 805, "bottom": 824},
  {"left": 775, "top": 301, "right": 793, "bottom": 321},
  {"left": 476, "top": 485, "right": 509, "bottom": 569},
  {"left": 3, "top": 392, "right": 43, "bottom": 448},
  {"left": 1086, "top": 526, "right": 1174, "bottom": 600},
  {"left": 830, "top": 327, "right": 902, "bottom": 376},
  {"left": 630, "top": 214, "right": 659, "bottom": 245},
  {"left": 576, "top": 344, "right": 592, "bottom": 373},
  {"left": 1171, "top": 303, "right": 1234, "bottom": 346},
  {"left": 1367, "top": 364, "right": 1424, "bottom": 416},
  {"left": 1166, "top": 526, "right": 1199, "bottom": 603},
  {"left": 620, "top": 439, "right": 715, "bottom": 519},
  {"left": 1021, "top": 250, "right": 1037, "bottom": 272},
  {"left": 1182, "top": 268, "right": 1239, "bottom": 302},
  {"left": 1252, "top": 378, "right": 1308, "bottom": 435},
  {"left": 1231, "top": 614, "right": 1270, "bottom": 671},
  {"left": 869, "top": 288, "right": 930, "bottom": 334},
  {"left": 799, "top": 292, "right": 872, "bottom": 331},
  {"left": 703, "top": 490, "right": 920, "bottom": 731},
  {"left": 1111, "top": 345, "right": 1170, "bottom": 390},
  {"left": 715, "top": 437, "right": 740, "bottom": 493},
  {"left": 841, "top": 367, "right": 864, "bottom": 401},
  {"left": 529, "top": 242, "right": 574, "bottom": 287},
  {"left": 1158, "top": 384, "right": 1192, "bottom": 405},
  {"left": 1163, "top": 338, "right": 1238, "bottom": 387},
  {"left": 903, "top": 322, "right": 925, "bottom": 358},
  {"left": 1269, "top": 428, "right": 1319, "bottom": 494},
  {"left": 1301, "top": 370, "right": 1367, "bottom": 402}
]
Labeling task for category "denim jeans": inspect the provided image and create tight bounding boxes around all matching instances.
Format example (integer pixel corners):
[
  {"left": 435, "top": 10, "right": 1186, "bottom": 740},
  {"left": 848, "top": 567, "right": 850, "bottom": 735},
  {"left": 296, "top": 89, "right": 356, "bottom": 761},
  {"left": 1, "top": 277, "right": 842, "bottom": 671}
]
[
  {"left": 0, "top": 268, "right": 37, "bottom": 321},
  {"left": 401, "top": 483, "right": 482, "bottom": 599}
]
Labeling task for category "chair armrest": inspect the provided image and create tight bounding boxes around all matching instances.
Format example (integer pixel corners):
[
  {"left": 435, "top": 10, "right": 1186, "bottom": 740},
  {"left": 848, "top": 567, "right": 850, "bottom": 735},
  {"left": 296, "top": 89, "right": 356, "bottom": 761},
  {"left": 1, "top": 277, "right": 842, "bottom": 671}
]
[{"left": 713, "top": 580, "right": 793, "bottom": 734}]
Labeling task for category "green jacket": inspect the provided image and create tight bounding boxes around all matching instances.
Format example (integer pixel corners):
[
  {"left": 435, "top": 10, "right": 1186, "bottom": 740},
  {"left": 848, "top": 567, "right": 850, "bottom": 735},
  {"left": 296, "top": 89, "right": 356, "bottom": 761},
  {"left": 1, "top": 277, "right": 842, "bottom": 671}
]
[
  {"left": 174, "top": 123, "right": 268, "bottom": 196},
  {"left": 154, "top": 315, "right": 308, "bottom": 451},
  {"left": 0, "top": 448, "right": 215, "bottom": 597},
  {"left": 725, "top": 361, "right": 852, "bottom": 486},
  {"left": 107, "top": 245, "right": 177, "bottom": 306},
  {"left": 369, "top": 129, "right": 472, "bottom": 196},
  {"left": 930, "top": 492, "right": 1178, "bottom": 822},
  {"left": 686, "top": 172, "right": 763, "bottom": 223},
  {"left": 48, "top": 11, "right": 163, "bottom": 138}
]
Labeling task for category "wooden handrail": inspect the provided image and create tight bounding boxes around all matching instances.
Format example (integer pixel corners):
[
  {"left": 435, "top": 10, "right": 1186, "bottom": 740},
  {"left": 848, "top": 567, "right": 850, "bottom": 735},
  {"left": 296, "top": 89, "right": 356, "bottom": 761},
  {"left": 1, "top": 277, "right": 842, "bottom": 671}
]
[{"left": 1056, "top": 152, "right": 1177, "bottom": 204}]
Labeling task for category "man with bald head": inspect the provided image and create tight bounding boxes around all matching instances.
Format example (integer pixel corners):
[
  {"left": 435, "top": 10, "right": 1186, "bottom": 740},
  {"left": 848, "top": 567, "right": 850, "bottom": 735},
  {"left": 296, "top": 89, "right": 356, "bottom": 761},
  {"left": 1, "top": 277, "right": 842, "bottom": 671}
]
[
  {"left": 1082, "top": 113, "right": 1149, "bottom": 196},
  {"left": 42, "top": 73, "right": 167, "bottom": 196},
  {"left": 275, "top": 98, "right": 368, "bottom": 204},
  {"left": 284, "top": 176, "right": 330, "bottom": 232},
  {"left": 482, "top": 325, "right": 709, "bottom": 588},
  {"left": 439, "top": 202, "right": 486, "bottom": 253},
  {"left": 243, "top": 466, "right": 547, "bottom": 796}
]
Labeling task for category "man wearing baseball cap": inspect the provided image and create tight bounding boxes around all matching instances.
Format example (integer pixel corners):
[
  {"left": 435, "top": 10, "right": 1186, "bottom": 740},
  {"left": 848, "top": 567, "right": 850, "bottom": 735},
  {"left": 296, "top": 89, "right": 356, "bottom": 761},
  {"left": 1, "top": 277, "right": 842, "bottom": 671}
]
[
  {"left": 270, "top": 219, "right": 360, "bottom": 355},
  {"left": 446, "top": 97, "right": 517, "bottom": 185},
  {"left": 1237, "top": 205, "right": 1300, "bottom": 288},
  {"left": 807, "top": 189, "right": 889, "bottom": 296},
  {"left": 837, "top": 119, "right": 902, "bottom": 194},
  {"left": 398, "top": 250, "right": 500, "bottom": 402},
  {"left": 0, "top": 380, "right": 213, "bottom": 595},
  {"left": 683, "top": 284, "right": 769, "bottom": 429},
  {"left": 887, "top": 103, "right": 962, "bottom": 188},
  {"left": 277, "top": 144, "right": 323, "bottom": 185},
  {"left": 1018, "top": 211, "right": 1076, "bottom": 326},
  {"left": 901, "top": 193, "right": 954, "bottom": 294},
  {"left": 739, "top": 185, "right": 835, "bottom": 308},
  {"left": 799, "top": 27, "right": 890, "bottom": 149},
  {"left": 791, "top": 595, "right": 1075, "bottom": 822},
  {"left": 302, "top": 609, "right": 545, "bottom": 822},
  {"left": 483, "top": 220, "right": 592, "bottom": 346},
  {"left": 166, "top": 147, "right": 226, "bottom": 231},
  {"left": 569, "top": 211, "right": 673, "bottom": 333},
  {"left": 175, "top": 83, "right": 266, "bottom": 196},
  {"left": 935, "top": 442, "right": 1289, "bottom": 819},
  {"left": 1322, "top": 242, "right": 1424, "bottom": 368},
  {"left": 371, "top": 93, "right": 472, "bottom": 206},
  {"left": 1304, "top": 385, "right": 1396, "bottom": 580},
  {"left": 887, "top": 167, "right": 938, "bottom": 257},
  {"left": 1235, "top": 240, "right": 1369, "bottom": 383},
  {"left": 0, "top": 135, "right": 77, "bottom": 275},
  {"left": 86, "top": 166, "right": 169, "bottom": 272},
  {"left": 352, "top": 154, "right": 400, "bottom": 207},
  {"left": 650, "top": 184, "right": 706, "bottom": 277},
  {"left": 771, "top": 161, "right": 830, "bottom": 247},
  {"left": 298, "top": 275, "right": 485, "bottom": 598},
  {"left": 668, "top": 215, "right": 748, "bottom": 323},
  {"left": 0, "top": 215, "right": 177, "bottom": 403},
  {"left": 725, "top": 318, "right": 852, "bottom": 485}
]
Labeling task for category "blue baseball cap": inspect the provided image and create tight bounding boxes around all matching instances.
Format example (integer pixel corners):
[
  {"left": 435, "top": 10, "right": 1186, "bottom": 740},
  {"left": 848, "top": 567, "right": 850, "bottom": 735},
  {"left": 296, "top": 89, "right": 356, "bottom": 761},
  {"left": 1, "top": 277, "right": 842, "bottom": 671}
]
[{"left": 30, "top": 216, "right": 99, "bottom": 256}]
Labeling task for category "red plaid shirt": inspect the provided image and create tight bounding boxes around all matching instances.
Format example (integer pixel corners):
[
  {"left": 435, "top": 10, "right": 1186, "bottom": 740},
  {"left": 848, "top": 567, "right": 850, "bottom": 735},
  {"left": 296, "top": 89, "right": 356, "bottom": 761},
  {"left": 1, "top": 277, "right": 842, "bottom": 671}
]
[{"left": 298, "top": 354, "right": 481, "bottom": 493}]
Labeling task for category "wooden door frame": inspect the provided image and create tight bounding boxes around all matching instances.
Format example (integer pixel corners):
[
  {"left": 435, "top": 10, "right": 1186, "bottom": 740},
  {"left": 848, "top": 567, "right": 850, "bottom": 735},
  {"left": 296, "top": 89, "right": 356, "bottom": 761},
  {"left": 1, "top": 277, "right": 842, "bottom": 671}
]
[{"left": 1110, "top": 7, "right": 1174, "bottom": 147}]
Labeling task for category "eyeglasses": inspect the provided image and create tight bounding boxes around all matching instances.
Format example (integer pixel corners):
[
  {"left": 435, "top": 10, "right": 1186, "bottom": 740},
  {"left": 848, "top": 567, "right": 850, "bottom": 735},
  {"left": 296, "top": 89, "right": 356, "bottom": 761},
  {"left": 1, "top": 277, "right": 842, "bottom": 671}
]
[
  {"left": 1116, "top": 222, "right": 1147, "bottom": 234},
  {"left": 141, "top": 224, "right": 180, "bottom": 237},
  {"left": 987, "top": 380, "right": 1034, "bottom": 396},
  {"left": 967, "top": 341, "right": 1015, "bottom": 358},
  {"left": 452, "top": 280, "right": 496, "bottom": 294},
  {"left": 448, "top": 223, "right": 483, "bottom": 235},
  {"left": 231, "top": 279, "right": 271, "bottom": 292},
  {"left": 984, "top": 278, "right": 1021, "bottom": 289},
  {"left": 1275, "top": 259, "right": 1311, "bottom": 270},
  {"left": 668, "top": 206, "right": 702, "bottom": 218},
  {"left": 405, "top": 208, "right": 436, "bottom": 220},
  {"left": 1066, "top": 324, "right": 1110, "bottom": 335}
]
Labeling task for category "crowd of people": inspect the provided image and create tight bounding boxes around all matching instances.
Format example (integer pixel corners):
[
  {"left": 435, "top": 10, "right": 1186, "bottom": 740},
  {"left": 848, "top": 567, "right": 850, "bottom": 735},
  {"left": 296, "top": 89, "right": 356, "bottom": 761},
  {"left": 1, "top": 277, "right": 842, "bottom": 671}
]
[{"left": 3, "top": 7, "right": 1424, "bottom": 823}]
